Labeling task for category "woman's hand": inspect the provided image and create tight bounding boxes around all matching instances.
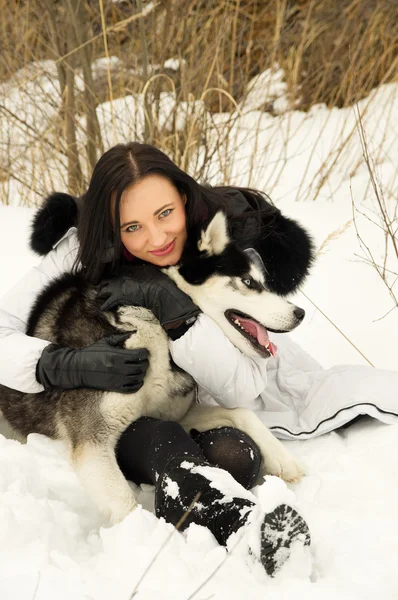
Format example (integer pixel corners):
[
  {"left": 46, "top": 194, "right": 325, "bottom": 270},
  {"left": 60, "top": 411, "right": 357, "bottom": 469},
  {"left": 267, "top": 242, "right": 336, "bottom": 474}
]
[
  {"left": 96, "top": 265, "right": 200, "bottom": 338},
  {"left": 36, "top": 333, "right": 149, "bottom": 393}
]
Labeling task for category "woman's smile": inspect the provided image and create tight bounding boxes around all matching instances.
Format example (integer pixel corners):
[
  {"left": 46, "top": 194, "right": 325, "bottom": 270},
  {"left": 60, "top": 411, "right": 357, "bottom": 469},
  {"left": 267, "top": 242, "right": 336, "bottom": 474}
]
[{"left": 149, "top": 239, "right": 176, "bottom": 257}]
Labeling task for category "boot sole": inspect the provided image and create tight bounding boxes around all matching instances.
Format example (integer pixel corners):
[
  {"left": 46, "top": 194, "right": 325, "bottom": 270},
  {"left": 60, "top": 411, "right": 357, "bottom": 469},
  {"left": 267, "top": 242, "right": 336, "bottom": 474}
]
[{"left": 260, "top": 503, "right": 311, "bottom": 576}]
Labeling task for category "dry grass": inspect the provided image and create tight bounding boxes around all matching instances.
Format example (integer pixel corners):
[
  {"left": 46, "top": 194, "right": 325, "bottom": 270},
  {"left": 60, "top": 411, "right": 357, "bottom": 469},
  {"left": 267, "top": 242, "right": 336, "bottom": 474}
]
[
  {"left": 2, "top": 1, "right": 398, "bottom": 105},
  {"left": 351, "top": 102, "right": 398, "bottom": 313},
  {"left": 316, "top": 220, "right": 353, "bottom": 258},
  {"left": 0, "top": 0, "right": 398, "bottom": 204}
]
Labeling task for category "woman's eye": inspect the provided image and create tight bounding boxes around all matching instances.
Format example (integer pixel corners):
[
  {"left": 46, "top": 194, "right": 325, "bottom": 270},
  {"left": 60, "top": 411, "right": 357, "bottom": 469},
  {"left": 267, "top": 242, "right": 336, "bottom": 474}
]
[
  {"left": 126, "top": 224, "right": 140, "bottom": 233},
  {"left": 160, "top": 208, "right": 173, "bottom": 218},
  {"left": 242, "top": 277, "right": 253, "bottom": 288}
]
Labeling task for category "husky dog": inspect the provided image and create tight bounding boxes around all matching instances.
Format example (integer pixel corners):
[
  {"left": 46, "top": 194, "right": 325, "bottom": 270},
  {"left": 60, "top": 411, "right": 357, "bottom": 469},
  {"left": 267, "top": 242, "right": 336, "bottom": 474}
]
[{"left": 0, "top": 212, "right": 307, "bottom": 525}]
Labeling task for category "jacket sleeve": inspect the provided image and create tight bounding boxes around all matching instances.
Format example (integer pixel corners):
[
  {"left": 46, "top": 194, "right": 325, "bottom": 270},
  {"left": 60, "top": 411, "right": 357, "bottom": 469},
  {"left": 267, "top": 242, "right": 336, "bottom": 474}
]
[
  {"left": 0, "top": 230, "right": 79, "bottom": 393},
  {"left": 169, "top": 313, "right": 268, "bottom": 410}
]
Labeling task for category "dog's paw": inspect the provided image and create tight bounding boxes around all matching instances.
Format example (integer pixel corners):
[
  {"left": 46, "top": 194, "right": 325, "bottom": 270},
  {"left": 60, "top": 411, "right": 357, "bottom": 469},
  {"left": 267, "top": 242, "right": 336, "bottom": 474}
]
[
  {"left": 260, "top": 449, "right": 305, "bottom": 484},
  {"left": 279, "top": 455, "right": 305, "bottom": 483}
]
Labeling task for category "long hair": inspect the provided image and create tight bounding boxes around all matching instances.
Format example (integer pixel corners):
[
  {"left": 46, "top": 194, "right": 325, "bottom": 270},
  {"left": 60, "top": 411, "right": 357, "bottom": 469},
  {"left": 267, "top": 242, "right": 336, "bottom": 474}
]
[{"left": 75, "top": 142, "right": 279, "bottom": 283}]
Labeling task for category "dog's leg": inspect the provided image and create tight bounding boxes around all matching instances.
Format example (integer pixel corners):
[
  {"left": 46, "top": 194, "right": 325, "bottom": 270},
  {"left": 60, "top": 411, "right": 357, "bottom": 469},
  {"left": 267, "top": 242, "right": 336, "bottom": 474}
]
[
  {"left": 179, "top": 405, "right": 304, "bottom": 483},
  {"left": 72, "top": 442, "right": 138, "bottom": 525}
]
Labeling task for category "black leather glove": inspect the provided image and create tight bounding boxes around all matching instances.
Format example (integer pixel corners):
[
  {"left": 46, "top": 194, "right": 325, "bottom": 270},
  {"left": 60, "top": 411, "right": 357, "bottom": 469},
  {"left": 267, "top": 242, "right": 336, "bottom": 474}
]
[
  {"left": 96, "top": 265, "right": 201, "bottom": 340},
  {"left": 36, "top": 333, "right": 149, "bottom": 393}
]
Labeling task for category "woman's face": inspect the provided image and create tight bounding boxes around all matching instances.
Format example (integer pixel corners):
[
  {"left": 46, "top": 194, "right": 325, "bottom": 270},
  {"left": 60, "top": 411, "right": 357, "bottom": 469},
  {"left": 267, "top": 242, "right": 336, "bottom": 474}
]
[{"left": 118, "top": 174, "right": 188, "bottom": 266}]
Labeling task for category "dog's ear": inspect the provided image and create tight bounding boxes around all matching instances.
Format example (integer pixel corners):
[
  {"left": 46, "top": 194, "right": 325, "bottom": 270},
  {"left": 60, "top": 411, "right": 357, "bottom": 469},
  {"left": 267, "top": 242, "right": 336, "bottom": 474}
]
[
  {"left": 198, "top": 211, "right": 230, "bottom": 256},
  {"left": 30, "top": 192, "right": 78, "bottom": 255}
]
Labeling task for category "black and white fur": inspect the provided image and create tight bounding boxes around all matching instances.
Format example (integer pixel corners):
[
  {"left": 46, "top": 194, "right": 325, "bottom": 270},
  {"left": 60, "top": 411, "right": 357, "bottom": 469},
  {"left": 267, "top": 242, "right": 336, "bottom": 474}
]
[{"left": 0, "top": 212, "right": 307, "bottom": 525}]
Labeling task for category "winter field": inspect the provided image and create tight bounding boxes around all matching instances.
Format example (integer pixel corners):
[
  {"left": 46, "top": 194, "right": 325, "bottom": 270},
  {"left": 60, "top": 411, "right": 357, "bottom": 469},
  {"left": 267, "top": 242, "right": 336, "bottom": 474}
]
[{"left": 0, "top": 61, "right": 398, "bottom": 599}]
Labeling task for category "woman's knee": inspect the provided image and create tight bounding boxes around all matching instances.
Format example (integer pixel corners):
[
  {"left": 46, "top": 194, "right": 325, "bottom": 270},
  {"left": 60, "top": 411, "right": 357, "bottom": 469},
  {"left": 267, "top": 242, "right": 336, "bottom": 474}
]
[{"left": 190, "top": 426, "right": 261, "bottom": 489}]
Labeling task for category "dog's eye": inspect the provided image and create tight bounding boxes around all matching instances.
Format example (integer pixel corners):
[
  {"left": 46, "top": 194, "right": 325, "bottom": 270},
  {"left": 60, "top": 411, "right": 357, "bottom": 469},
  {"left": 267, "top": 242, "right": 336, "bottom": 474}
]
[{"left": 242, "top": 277, "right": 253, "bottom": 288}]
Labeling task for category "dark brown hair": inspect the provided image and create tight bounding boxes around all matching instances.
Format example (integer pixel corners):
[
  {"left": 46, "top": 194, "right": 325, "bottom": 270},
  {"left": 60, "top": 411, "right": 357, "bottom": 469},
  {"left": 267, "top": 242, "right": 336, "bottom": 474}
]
[{"left": 75, "top": 142, "right": 279, "bottom": 283}]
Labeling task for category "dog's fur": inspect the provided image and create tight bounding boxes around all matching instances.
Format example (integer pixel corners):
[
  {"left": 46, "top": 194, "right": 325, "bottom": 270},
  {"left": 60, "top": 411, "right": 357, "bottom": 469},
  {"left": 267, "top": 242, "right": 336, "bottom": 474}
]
[{"left": 0, "top": 211, "right": 308, "bottom": 524}]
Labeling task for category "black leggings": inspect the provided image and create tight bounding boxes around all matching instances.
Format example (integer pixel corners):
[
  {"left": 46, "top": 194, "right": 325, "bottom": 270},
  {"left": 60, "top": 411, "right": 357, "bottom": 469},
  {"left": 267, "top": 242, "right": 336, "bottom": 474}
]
[{"left": 116, "top": 417, "right": 261, "bottom": 490}]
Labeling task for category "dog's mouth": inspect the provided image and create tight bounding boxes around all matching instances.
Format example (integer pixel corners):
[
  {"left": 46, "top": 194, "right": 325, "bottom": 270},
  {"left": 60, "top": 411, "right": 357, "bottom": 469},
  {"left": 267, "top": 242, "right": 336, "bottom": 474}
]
[{"left": 225, "top": 310, "right": 278, "bottom": 358}]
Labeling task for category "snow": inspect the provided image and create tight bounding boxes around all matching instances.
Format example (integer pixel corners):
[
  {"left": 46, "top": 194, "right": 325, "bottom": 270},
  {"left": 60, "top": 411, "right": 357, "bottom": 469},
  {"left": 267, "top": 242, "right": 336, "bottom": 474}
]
[
  {"left": 242, "top": 64, "right": 291, "bottom": 114},
  {"left": 90, "top": 56, "right": 122, "bottom": 79},
  {"left": 163, "top": 58, "right": 184, "bottom": 71},
  {"left": 182, "top": 463, "right": 256, "bottom": 504},
  {"left": 1, "top": 416, "right": 397, "bottom": 598},
  {"left": 162, "top": 476, "right": 179, "bottom": 500},
  {"left": 0, "top": 61, "right": 398, "bottom": 598}
]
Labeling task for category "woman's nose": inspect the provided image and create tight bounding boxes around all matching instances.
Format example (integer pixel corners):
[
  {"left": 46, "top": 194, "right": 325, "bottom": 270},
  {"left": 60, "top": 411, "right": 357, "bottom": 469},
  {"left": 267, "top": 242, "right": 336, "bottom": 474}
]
[{"left": 147, "top": 226, "right": 168, "bottom": 248}]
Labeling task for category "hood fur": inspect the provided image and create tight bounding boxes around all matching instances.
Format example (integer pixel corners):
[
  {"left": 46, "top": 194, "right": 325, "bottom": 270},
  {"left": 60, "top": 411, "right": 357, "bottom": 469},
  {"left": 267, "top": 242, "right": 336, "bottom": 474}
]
[
  {"left": 30, "top": 192, "right": 78, "bottom": 256},
  {"left": 251, "top": 212, "right": 314, "bottom": 296}
]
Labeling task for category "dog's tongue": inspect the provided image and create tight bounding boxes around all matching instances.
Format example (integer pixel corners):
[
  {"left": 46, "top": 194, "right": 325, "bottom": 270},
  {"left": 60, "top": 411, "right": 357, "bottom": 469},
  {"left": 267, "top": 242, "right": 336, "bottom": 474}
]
[{"left": 237, "top": 316, "right": 278, "bottom": 357}]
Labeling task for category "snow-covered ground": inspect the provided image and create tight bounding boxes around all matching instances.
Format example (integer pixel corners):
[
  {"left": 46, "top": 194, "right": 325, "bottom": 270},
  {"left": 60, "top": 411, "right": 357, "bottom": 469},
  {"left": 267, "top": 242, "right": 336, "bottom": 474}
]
[{"left": 0, "top": 63, "right": 397, "bottom": 598}]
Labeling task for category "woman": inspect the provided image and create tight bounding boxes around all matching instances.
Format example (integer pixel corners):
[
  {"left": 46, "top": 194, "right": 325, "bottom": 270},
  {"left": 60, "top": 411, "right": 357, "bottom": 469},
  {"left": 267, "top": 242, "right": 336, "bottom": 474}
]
[{"left": 0, "top": 142, "right": 313, "bottom": 576}]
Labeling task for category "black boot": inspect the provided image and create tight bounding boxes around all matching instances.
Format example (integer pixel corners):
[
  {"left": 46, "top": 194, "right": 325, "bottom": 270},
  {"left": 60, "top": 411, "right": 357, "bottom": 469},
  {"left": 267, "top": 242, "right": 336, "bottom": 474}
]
[{"left": 155, "top": 455, "right": 311, "bottom": 577}]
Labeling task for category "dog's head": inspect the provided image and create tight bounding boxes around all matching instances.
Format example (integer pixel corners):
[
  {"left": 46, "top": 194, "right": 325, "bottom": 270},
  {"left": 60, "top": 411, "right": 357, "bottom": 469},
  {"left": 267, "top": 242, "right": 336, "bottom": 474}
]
[{"left": 165, "top": 212, "right": 307, "bottom": 359}]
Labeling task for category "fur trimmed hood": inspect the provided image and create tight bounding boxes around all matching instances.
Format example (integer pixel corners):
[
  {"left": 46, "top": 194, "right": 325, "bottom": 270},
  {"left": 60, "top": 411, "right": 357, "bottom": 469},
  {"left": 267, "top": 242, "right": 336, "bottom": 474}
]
[
  {"left": 30, "top": 188, "right": 314, "bottom": 296},
  {"left": 223, "top": 188, "right": 314, "bottom": 295},
  {"left": 30, "top": 192, "right": 78, "bottom": 256}
]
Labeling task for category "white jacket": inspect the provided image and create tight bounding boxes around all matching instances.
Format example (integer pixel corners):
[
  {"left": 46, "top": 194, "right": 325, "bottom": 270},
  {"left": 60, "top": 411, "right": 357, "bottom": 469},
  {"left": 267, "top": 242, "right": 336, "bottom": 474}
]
[
  {"left": 1, "top": 228, "right": 398, "bottom": 439},
  {"left": 0, "top": 228, "right": 269, "bottom": 407}
]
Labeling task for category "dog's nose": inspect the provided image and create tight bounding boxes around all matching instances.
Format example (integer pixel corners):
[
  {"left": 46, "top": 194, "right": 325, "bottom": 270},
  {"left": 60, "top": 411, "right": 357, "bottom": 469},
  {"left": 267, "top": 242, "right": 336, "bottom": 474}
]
[{"left": 294, "top": 307, "right": 305, "bottom": 322}]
